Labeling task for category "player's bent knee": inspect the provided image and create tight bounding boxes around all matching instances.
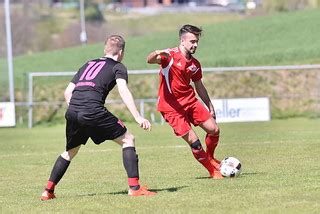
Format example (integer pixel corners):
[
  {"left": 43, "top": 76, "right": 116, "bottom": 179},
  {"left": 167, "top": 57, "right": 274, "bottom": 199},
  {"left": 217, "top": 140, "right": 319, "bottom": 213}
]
[
  {"left": 114, "top": 131, "right": 135, "bottom": 148},
  {"left": 122, "top": 133, "right": 135, "bottom": 148},
  {"left": 61, "top": 147, "right": 79, "bottom": 161},
  {"left": 208, "top": 127, "right": 220, "bottom": 136},
  {"left": 214, "top": 127, "right": 220, "bottom": 136},
  {"left": 61, "top": 151, "right": 72, "bottom": 161}
]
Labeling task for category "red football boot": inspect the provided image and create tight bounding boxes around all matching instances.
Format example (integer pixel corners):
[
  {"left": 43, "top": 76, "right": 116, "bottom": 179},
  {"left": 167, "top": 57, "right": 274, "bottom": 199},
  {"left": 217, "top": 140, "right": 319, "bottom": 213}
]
[
  {"left": 128, "top": 186, "right": 157, "bottom": 196},
  {"left": 210, "top": 170, "right": 224, "bottom": 179},
  {"left": 40, "top": 190, "right": 56, "bottom": 201},
  {"left": 210, "top": 158, "right": 221, "bottom": 170}
]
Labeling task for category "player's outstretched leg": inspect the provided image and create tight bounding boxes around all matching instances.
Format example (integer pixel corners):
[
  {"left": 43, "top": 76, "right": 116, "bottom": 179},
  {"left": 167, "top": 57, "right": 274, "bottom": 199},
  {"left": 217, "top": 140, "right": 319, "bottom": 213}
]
[
  {"left": 40, "top": 155, "right": 70, "bottom": 200},
  {"left": 190, "top": 140, "right": 223, "bottom": 179},
  {"left": 40, "top": 146, "right": 79, "bottom": 201},
  {"left": 205, "top": 134, "right": 221, "bottom": 170}
]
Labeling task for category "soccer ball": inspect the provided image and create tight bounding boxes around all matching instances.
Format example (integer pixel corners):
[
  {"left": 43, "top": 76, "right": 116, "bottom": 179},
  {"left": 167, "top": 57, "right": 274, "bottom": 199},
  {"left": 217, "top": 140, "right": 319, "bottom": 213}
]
[{"left": 220, "top": 157, "right": 242, "bottom": 177}]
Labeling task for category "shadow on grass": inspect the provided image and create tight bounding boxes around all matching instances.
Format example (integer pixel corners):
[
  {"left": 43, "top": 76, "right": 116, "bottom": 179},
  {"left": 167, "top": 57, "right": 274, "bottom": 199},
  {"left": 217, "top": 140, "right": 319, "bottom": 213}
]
[
  {"left": 241, "top": 172, "right": 262, "bottom": 176},
  {"left": 108, "top": 185, "right": 189, "bottom": 195},
  {"left": 195, "top": 176, "right": 216, "bottom": 180},
  {"left": 195, "top": 172, "right": 262, "bottom": 179},
  {"left": 76, "top": 186, "right": 188, "bottom": 197}
]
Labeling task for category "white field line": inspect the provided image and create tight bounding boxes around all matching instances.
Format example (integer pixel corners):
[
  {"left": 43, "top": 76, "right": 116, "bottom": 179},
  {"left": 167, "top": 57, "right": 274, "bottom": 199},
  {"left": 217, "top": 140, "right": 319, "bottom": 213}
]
[
  {"left": 0, "top": 145, "right": 188, "bottom": 158},
  {"left": 0, "top": 141, "right": 276, "bottom": 158}
]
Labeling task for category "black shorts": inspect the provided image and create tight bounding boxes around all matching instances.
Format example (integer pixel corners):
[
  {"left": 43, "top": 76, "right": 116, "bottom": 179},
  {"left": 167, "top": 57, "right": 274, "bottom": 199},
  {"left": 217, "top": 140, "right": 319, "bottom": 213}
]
[{"left": 65, "top": 109, "right": 127, "bottom": 151}]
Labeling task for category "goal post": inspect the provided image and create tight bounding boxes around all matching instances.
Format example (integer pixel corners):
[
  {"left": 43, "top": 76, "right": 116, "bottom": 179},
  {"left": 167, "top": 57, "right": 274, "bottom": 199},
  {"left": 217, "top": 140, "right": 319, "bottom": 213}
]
[{"left": 27, "top": 65, "right": 320, "bottom": 128}]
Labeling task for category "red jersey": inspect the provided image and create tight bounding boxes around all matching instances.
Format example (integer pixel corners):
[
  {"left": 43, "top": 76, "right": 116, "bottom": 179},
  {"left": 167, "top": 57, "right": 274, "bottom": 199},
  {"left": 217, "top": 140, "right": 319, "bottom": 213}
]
[{"left": 157, "top": 47, "right": 202, "bottom": 112}]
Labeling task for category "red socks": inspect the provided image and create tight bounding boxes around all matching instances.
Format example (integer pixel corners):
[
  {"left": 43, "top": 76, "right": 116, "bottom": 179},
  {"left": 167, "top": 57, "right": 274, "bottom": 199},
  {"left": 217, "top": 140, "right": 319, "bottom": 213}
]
[
  {"left": 128, "top": 177, "right": 139, "bottom": 186},
  {"left": 45, "top": 181, "right": 56, "bottom": 193},
  {"left": 205, "top": 134, "right": 219, "bottom": 161},
  {"left": 190, "top": 140, "right": 215, "bottom": 174}
]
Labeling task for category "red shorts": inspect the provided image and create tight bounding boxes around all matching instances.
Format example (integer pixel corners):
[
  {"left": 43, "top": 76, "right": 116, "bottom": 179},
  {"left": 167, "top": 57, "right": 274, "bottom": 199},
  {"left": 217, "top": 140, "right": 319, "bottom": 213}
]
[{"left": 160, "top": 101, "right": 212, "bottom": 137}]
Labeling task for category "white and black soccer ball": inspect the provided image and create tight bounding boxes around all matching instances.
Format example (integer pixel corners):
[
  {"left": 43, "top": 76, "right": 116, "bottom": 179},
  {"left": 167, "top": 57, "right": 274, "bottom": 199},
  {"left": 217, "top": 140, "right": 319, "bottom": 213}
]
[{"left": 220, "top": 157, "right": 242, "bottom": 178}]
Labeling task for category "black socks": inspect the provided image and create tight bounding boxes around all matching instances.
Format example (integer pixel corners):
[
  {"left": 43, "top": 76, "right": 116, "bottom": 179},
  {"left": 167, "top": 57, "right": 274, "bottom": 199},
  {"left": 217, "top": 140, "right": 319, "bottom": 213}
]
[
  {"left": 48, "top": 155, "right": 71, "bottom": 184},
  {"left": 123, "top": 147, "right": 140, "bottom": 190}
]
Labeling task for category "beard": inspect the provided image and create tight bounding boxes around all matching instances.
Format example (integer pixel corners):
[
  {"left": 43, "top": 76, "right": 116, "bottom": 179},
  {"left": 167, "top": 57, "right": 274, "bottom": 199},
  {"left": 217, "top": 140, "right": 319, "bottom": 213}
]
[{"left": 189, "top": 47, "right": 197, "bottom": 54}]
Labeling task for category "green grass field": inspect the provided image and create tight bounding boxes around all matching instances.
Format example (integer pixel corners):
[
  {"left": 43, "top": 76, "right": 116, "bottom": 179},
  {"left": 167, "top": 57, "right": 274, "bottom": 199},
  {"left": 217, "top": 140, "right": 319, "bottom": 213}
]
[{"left": 1, "top": 118, "right": 319, "bottom": 213}]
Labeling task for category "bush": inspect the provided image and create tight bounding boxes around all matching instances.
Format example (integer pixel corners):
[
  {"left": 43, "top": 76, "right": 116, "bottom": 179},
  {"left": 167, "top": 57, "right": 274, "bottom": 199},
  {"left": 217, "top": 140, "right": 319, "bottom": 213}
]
[
  {"left": 261, "top": 0, "right": 320, "bottom": 12},
  {"left": 85, "top": 3, "right": 104, "bottom": 22}
]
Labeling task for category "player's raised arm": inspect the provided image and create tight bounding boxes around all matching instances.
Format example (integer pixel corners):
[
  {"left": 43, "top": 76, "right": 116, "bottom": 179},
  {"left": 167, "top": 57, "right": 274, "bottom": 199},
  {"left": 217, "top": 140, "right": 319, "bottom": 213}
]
[
  {"left": 116, "top": 78, "right": 151, "bottom": 131},
  {"left": 146, "top": 49, "right": 170, "bottom": 64}
]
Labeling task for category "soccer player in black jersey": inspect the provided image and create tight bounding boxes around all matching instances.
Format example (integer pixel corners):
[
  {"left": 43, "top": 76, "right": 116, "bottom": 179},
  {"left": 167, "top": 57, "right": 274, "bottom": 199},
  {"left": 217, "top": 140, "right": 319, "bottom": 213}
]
[{"left": 41, "top": 35, "right": 156, "bottom": 200}]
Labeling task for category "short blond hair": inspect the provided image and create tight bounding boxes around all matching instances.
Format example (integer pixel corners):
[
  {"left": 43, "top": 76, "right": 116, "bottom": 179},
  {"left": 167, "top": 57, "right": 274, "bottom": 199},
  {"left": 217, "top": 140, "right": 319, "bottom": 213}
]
[{"left": 104, "top": 35, "right": 125, "bottom": 56}]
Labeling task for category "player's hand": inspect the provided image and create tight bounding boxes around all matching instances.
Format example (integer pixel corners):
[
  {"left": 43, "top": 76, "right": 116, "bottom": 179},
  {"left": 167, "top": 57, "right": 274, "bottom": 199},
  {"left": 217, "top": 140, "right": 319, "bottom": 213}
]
[
  {"left": 135, "top": 116, "right": 152, "bottom": 131},
  {"left": 156, "top": 49, "right": 170, "bottom": 58}
]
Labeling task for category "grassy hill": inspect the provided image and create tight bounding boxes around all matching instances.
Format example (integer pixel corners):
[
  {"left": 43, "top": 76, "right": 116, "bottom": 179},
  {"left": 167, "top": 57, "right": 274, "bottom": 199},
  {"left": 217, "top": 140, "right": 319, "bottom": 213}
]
[
  {"left": 5, "top": 10, "right": 320, "bottom": 92},
  {"left": 1, "top": 9, "right": 320, "bottom": 124},
  {"left": 11, "top": 10, "right": 320, "bottom": 68},
  {"left": 6, "top": 9, "right": 320, "bottom": 83}
]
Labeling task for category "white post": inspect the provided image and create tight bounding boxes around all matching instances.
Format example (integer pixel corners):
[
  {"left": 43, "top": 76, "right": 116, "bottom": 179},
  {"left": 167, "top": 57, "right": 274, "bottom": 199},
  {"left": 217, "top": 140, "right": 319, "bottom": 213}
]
[
  {"left": 79, "top": 0, "right": 87, "bottom": 44},
  {"left": 139, "top": 100, "right": 144, "bottom": 118},
  {"left": 5, "top": 0, "right": 15, "bottom": 103},
  {"left": 28, "top": 73, "right": 33, "bottom": 128}
]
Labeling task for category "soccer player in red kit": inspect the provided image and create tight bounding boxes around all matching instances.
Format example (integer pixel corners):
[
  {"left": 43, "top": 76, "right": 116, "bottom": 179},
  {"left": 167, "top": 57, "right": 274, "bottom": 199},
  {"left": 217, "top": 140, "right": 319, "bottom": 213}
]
[{"left": 146, "top": 24, "right": 223, "bottom": 179}]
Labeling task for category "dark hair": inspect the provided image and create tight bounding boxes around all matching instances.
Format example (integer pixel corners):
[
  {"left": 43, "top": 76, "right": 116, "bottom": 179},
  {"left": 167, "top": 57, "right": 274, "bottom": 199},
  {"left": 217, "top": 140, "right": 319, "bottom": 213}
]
[{"left": 179, "top": 24, "right": 202, "bottom": 38}]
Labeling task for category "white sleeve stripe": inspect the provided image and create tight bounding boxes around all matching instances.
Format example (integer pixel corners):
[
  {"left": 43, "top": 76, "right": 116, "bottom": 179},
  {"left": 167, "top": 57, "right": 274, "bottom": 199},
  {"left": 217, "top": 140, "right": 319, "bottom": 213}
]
[{"left": 161, "top": 58, "right": 174, "bottom": 94}]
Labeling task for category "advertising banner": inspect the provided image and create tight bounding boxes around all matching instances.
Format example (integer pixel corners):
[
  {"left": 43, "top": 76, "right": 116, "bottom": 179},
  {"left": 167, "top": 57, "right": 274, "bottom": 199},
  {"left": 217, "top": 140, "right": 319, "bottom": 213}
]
[
  {"left": 213, "top": 97, "right": 270, "bottom": 123},
  {"left": 0, "top": 102, "right": 16, "bottom": 127}
]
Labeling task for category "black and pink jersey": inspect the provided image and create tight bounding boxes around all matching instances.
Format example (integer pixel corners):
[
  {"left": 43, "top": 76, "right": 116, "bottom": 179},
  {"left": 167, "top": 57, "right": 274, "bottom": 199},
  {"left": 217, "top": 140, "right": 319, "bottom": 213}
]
[{"left": 68, "top": 57, "right": 128, "bottom": 116}]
